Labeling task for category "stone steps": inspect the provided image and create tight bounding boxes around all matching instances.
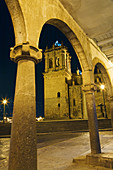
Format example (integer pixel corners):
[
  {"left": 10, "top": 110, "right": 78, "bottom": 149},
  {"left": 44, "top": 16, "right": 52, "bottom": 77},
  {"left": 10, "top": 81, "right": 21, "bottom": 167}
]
[{"left": 73, "top": 153, "right": 113, "bottom": 169}]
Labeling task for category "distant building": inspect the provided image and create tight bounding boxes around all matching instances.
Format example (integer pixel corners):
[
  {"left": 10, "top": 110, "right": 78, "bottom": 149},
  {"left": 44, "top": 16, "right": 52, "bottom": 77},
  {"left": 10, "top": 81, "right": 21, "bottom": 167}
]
[{"left": 43, "top": 42, "right": 109, "bottom": 119}]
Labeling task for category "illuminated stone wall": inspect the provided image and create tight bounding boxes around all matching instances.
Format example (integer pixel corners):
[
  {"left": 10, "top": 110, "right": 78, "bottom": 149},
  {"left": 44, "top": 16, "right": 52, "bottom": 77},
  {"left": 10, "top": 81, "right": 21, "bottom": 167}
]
[{"left": 44, "top": 71, "right": 69, "bottom": 119}]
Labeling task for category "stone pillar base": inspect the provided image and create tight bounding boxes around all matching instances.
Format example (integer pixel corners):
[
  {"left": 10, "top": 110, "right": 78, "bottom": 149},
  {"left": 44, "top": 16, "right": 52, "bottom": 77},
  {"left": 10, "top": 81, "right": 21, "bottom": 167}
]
[{"left": 73, "top": 153, "right": 113, "bottom": 169}]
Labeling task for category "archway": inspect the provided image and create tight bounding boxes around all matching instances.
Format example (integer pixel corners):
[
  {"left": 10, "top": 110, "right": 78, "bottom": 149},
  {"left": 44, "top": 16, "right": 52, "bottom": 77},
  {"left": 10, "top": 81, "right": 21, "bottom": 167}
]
[
  {"left": 38, "top": 18, "right": 101, "bottom": 155},
  {"left": 37, "top": 23, "right": 82, "bottom": 119},
  {"left": 93, "top": 61, "right": 113, "bottom": 119},
  {"left": 38, "top": 19, "right": 95, "bottom": 120}
]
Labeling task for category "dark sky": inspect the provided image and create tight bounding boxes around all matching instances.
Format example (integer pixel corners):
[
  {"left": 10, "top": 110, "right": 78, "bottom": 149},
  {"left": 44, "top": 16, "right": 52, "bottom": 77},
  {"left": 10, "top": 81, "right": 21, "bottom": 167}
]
[{"left": 0, "top": 0, "right": 81, "bottom": 117}]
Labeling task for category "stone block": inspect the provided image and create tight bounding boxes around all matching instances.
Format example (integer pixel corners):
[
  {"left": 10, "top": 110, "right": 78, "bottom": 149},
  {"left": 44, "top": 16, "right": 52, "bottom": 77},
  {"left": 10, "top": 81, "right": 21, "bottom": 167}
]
[
  {"left": 73, "top": 155, "right": 86, "bottom": 164},
  {"left": 86, "top": 153, "right": 113, "bottom": 169}
]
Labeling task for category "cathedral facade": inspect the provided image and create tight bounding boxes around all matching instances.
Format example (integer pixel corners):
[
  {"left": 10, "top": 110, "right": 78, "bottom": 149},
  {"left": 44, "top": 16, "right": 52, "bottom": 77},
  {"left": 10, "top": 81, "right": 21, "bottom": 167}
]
[{"left": 43, "top": 43, "right": 110, "bottom": 119}]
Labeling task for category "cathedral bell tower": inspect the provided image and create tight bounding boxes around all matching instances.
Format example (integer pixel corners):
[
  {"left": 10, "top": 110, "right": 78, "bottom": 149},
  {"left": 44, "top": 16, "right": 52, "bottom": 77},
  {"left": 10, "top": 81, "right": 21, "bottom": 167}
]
[{"left": 43, "top": 41, "right": 71, "bottom": 119}]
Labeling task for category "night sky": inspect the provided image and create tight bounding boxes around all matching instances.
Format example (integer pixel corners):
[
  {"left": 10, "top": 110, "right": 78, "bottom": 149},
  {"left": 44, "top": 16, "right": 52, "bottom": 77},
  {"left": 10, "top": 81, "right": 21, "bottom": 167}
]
[{"left": 0, "top": 0, "right": 81, "bottom": 118}]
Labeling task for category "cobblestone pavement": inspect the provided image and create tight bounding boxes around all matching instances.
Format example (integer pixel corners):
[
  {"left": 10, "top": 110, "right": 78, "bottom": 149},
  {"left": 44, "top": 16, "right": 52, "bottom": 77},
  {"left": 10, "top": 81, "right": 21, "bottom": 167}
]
[{"left": 0, "top": 131, "right": 113, "bottom": 170}]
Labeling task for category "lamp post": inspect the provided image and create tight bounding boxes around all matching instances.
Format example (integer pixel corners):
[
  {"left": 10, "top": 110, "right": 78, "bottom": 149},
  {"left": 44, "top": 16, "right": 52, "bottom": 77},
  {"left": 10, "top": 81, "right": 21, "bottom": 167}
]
[
  {"left": 100, "top": 84, "right": 107, "bottom": 118},
  {"left": 2, "top": 98, "right": 8, "bottom": 123}
]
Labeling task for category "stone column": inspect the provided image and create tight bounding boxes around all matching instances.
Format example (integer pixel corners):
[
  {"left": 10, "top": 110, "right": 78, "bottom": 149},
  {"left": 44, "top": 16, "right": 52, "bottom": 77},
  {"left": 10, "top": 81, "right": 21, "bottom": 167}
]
[
  {"left": 8, "top": 42, "right": 42, "bottom": 170},
  {"left": 83, "top": 84, "right": 101, "bottom": 154}
]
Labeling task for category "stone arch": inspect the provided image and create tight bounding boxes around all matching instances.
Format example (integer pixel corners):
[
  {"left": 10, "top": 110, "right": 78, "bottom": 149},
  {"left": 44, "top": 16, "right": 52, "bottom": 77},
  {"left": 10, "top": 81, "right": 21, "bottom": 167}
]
[
  {"left": 4, "top": 0, "right": 26, "bottom": 44},
  {"left": 39, "top": 19, "right": 92, "bottom": 74},
  {"left": 39, "top": 20, "right": 102, "bottom": 153},
  {"left": 93, "top": 58, "right": 112, "bottom": 96},
  {"left": 93, "top": 58, "right": 113, "bottom": 118}
]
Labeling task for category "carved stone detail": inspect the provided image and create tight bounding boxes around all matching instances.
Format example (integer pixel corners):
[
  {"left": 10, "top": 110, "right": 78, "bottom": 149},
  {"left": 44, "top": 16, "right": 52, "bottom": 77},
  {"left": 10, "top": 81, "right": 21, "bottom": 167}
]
[
  {"left": 10, "top": 42, "right": 42, "bottom": 64},
  {"left": 82, "top": 83, "right": 97, "bottom": 93}
]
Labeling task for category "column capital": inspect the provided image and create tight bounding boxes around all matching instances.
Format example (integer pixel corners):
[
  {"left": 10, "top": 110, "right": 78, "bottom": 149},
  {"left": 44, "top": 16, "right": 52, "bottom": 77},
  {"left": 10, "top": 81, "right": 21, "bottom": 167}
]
[
  {"left": 10, "top": 42, "right": 42, "bottom": 64},
  {"left": 82, "top": 83, "right": 97, "bottom": 93}
]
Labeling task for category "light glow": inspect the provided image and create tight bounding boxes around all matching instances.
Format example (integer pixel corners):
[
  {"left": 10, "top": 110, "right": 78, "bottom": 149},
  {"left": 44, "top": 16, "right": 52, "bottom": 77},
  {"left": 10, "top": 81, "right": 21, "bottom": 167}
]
[
  {"left": 100, "top": 84, "right": 105, "bottom": 90},
  {"left": 2, "top": 99, "right": 7, "bottom": 105},
  {"left": 36, "top": 116, "right": 44, "bottom": 121},
  {"left": 55, "top": 40, "right": 61, "bottom": 47}
]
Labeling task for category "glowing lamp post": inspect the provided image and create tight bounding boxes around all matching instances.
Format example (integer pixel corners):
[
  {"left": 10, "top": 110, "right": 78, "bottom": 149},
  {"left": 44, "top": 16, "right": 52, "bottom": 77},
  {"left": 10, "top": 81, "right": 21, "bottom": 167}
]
[
  {"left": 100, "top": 84, "right": 107, "bottom": 118},
  {"left": 2, "top": 99, "right": 8, "bottom": 123}
]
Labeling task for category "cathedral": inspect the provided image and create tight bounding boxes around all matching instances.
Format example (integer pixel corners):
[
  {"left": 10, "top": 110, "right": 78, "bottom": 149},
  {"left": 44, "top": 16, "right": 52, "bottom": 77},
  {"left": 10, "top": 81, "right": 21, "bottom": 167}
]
[{"left": 43, "top": 42, "right": 109, "bottom": 119}]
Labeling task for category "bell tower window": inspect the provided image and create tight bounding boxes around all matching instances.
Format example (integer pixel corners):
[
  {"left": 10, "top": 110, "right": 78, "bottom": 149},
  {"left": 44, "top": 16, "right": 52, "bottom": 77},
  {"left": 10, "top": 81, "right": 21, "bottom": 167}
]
[
  {"left": 56, "top": 57, "right": 60, "bottom": 67},
  {"left": 57, "top": 92, "right": 60, "bottom": 98},
  {"left": 73, "top": 99, "right": 76, "bottom": 106},
  {"left": 58, "top": 103, "right": 60, "bottom": 107}
]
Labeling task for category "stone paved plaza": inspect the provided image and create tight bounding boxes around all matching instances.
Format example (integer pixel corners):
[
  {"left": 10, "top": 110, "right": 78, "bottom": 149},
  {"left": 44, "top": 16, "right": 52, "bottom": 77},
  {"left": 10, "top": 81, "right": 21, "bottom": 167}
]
[{"left": 1, "top": 131, "right": 113, "bottom": 170}]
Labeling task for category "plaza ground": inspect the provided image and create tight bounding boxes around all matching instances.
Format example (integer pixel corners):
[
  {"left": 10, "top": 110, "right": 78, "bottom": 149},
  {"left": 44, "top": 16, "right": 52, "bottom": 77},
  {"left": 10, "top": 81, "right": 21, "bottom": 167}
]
[{"left": 0, "top": 131, "right": 113, "bottom": 170}]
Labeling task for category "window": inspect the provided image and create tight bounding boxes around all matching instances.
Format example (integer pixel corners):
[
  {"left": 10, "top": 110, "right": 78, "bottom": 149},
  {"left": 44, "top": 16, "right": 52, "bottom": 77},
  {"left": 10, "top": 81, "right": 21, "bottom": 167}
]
[
  {"left": 73, "top": 99, "right": 76, "bottom": 106},
  {"left": 97, "top": 88, "right": 100, "bottom": 93},
  {"left": 58, "top": 103, "right": 60, "bottom": 107},
  {"left": 57, "top": 92, "right": 60, "bottom": 98},
  {"left": 99, "top": 78, "right": 102, "bottom": 83},
  {"left": 95, "top": 78, "right": 97, "bottom": 83},
  {"left": 56, "top": 57, "right": 60, "bottom": 67},
  {"left": 49, "top": 58, "right": 53, "bottom": 68},
  {"left": 95, "top": 76, "right": 102, "bottom": 83},
  {"left": 97, "top": 89, "right": 100, "bottom": 92}
]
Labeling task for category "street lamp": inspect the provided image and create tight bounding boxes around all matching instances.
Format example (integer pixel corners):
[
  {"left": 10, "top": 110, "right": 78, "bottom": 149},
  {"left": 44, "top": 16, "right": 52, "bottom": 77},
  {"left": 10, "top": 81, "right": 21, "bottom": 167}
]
[
  {"left": 100, "top": 84, "right": 107, "bottom": 118},
  {"left": 2, "top": 98, "right": 8, "bottom": 123}
]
